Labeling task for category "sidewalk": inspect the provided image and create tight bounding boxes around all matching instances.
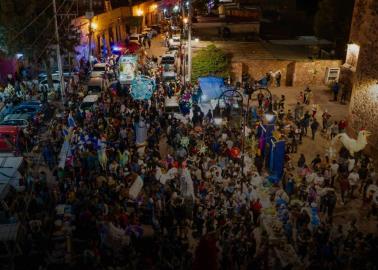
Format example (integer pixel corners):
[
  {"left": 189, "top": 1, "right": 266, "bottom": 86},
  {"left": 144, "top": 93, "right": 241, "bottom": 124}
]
[
  {"left": 271, "top": 85, "right": 350, "bottom": 162},
  {"left": 144, "top": 34, "right": 167, "bottom": 58}
]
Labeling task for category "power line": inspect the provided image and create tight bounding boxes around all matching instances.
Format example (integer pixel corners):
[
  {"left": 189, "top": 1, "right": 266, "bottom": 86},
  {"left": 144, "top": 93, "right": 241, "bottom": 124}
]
[
  {"left": 10, "top": 2, "right": 53, "bottom": 43},
  {"left": 29, "top": 0, "right": 70, "bottom": 49},
  {"left": 36, "top": 0, "right": 76, "bottom": 61}
]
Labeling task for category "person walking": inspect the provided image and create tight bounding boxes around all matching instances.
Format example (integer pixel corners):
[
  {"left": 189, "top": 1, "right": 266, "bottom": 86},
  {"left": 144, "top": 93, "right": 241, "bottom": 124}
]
[
  {"left": 297, "top": 153, "right": 306, "bottom": 168},
  {"left": 338, "top": 119, "right": 347, "bottom": 133},
  {"left": 330, "top": 121, "right": 339, "bottom": 139},
  {"left": 301, "top": 111, "right": 311, "bottom": 136},
  {"left": 275, "top": 71, "right": 281, "bottom": 87},
  {"left": 322, "top": 110, "right": 331, "bottom": 132},
  {"left": 304, "top": 87, "right": 312, "bottom": 105},
  {"left": 348, "top": 169, "right": 360, "bottom": 199},
  {"left": 340, "top": 85, "right": 349, "bottom": 104},
  {"left": 338, "top": 174, "right": 350, "bottom": 204},
  {"left": 310, "top": 118, "right": 319, "bottom": 140},
  {"left": 294, "top": 102, "right": 303, "bottom": 122},
  {"left": 332, "top": 81, "right": 339, "bottom": 101},
  {"left": 278, "top": 95, "right": 285, "bottom": 109}
]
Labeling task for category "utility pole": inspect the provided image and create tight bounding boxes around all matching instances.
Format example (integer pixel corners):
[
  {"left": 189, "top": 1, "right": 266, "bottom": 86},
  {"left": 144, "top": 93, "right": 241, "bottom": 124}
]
[
  {"left": 53, "top": 0, "right": 65, "bottom": 104},
  {"left": 87, "top": 0, "right": 94, "bottom": 68},
  {"left": 187, "top": 0, "right": 192, "bottom": 82}
]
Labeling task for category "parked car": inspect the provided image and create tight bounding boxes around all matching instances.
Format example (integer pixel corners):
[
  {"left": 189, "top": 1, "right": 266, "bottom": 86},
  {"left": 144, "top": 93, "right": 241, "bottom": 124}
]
[
  {"left": 0, "top": 113, "right": 31, "bottom": 129},
  {"left": 150, "top": 25, "right": 161, "bottom": 34},
  {"left": 162, "top": 71, "right": 177, "bottom": 82},
  {"left": 11, "top": 104, "right": 45, "bottom": 123},
  {"left": 91, "top": 63, "right": 107, "bottom": 78},
  {"left": 80, "top": 95, "right": 99, "bottom": 111},
  {"left": 129, "top": 34, "right": 141, "bottom": 45},
  {"left": 160, "top": 52, "right": 177, "bottom": 70},
  {"left": 164, "top": 96, "right": 188, "bottom": 124},
  {"left": 169, "top": 35, "right": 181, "bottom": 49},
  {"left": 87, "top": 76, "right": 106, "bottom": 96},
  {"left": 0, "top": 126, "right": 24, "bottom": 154},
  {"left": 39, "top": 78, "right": 60, "bottom": 92}
]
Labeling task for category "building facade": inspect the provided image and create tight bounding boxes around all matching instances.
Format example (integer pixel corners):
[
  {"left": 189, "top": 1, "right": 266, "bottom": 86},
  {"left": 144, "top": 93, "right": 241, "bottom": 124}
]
[
  {"left": 73, "top": 1, "right": 161, "bottom": 60},
  {"left": 348, "top": 0, "right": 378, "bottom": 155}
]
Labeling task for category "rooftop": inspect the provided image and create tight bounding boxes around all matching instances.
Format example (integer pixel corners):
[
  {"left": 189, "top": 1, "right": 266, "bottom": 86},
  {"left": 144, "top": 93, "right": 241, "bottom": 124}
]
[{"left": 192, "top": 39, "right": 332, "bottom": 61}]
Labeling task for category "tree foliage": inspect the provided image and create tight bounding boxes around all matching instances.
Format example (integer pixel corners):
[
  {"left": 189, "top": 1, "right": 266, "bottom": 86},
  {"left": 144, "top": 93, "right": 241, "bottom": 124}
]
[
  {"left": 192, "top": 44, "right": 230, "bottom": 82},
  {"left": 314, "top": 0, "right": 355, "bottom": 43}
]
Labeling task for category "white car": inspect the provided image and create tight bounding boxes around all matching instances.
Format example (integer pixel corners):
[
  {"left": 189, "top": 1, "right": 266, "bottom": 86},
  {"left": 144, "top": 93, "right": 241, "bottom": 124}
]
[
  {"left": 129, "top": 34, "right": 141, "bottom": 45},
  {"left": 169, "top": 35, "right": 181, "bottom": 48},
  {"left": 80, "top": 95, "right": 99, "bottom": 111},
  {"left": 39, "top": 79, "right": 60, "bottom": 92},
  {"left": 164, "top": 97, "right": 188, "bottom": 124},
  {"left": 91, "top": 63, "right": 107, "bottom": 78},
  {"left": 160, "top": 52, "right": 177, "bottom": 70},
  {"left": 162, "top": 71, "right": 177, "bottom": 82}
]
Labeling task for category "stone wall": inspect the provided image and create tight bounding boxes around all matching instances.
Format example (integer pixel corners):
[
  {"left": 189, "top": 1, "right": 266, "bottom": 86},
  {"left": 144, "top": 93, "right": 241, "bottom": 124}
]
[
  {"left": 293, "top": 60, "right": 342, "bottom": 87},
  {"left": 348, "top": 0, "right": 378, "bottom": 156},
  {"left": 232, "top": 59, "right": 342, "bottom": 87},
  {"left": 242, "top": 59, "right": 292, "bottom": 83}
]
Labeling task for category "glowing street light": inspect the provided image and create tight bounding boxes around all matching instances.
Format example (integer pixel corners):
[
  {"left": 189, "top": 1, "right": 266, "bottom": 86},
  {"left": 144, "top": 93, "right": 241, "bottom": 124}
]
[
  {"left": 173, "top": 5, "right": 179, "bottom": 12},
  {"left": 136, "top": 9, "right": 143, "bottom": 16},
  {"left": 183, "top": 17, "right": 188, "bottom": 24}
]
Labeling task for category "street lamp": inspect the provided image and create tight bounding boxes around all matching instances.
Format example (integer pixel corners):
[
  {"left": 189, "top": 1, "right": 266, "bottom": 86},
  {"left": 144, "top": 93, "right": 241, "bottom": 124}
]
[{"left": 183, "top": 17, "right": 188, "bottom": 24}]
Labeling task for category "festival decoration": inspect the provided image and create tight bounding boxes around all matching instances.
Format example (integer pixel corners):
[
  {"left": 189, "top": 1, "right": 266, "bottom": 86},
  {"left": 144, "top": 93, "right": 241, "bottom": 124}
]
[
  {"left": 130, "top": 75, "right": 156, "bottom": 100},
  {"left": 197, "top": 142, "right": 207, "bottom": 155},
  {"left": 230, "top": 147, "right": 241, "bottom": 158},
  {"left": 331, "top": 130, "right": 371, "bottom": 156},
  {"left": 180, "top": 136, "right": 190, "bottom": 148}
]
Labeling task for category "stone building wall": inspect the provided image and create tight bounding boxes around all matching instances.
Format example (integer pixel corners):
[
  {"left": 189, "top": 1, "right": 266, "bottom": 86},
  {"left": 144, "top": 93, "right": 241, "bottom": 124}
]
[
  {"left": 242, "top": 59, "right": 292, "bottom": 83},
  {"left": 232, "top": 59, "right": 341, "bottom": 87},
  {"left": 348, "top": 0, "right": 378, "bottom": 155},
  {"left": 293, "top": 60, "right": 342, "bottom": 87}
]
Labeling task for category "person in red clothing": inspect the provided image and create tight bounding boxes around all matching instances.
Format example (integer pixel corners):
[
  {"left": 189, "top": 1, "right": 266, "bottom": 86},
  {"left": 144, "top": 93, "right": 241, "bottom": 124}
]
[
  {"left": 338, "top": 119, "right": 348, "bottom": 133},
  {"left": 251, "top": 198, "right": 262, "bottom": 224},
  {"left": 338, "top": 173, "right": 350, "bottom": 204}
]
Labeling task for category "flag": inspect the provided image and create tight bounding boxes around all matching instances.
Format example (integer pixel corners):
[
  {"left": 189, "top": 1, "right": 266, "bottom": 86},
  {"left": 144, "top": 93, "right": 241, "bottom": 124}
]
[{"left": 67, "top": 113, "right": 76, "bottom": 128}]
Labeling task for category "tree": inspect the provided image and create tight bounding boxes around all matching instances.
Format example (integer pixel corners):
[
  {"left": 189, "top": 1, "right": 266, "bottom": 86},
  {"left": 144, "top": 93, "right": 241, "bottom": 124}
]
[
  {"left": 0, "top": 0, "right": 80, "bottom": 83},
  {"left": 191, "top": 44, "right": 230, "bottom": 82},
  {"left": 314, "top": 0, "right": 355, "bottom": 57}
]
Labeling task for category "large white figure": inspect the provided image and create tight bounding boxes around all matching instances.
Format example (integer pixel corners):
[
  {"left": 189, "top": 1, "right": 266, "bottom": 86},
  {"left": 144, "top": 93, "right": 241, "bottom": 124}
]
[{"left": 332, "top": 130, "right": 371, "bottom": 156}]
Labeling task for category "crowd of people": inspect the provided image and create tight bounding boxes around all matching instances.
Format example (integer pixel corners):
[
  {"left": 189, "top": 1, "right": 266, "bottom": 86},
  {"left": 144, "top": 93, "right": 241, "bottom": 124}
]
[{"left": 2, "top": 35, "right": 377, "bottom": 270}]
